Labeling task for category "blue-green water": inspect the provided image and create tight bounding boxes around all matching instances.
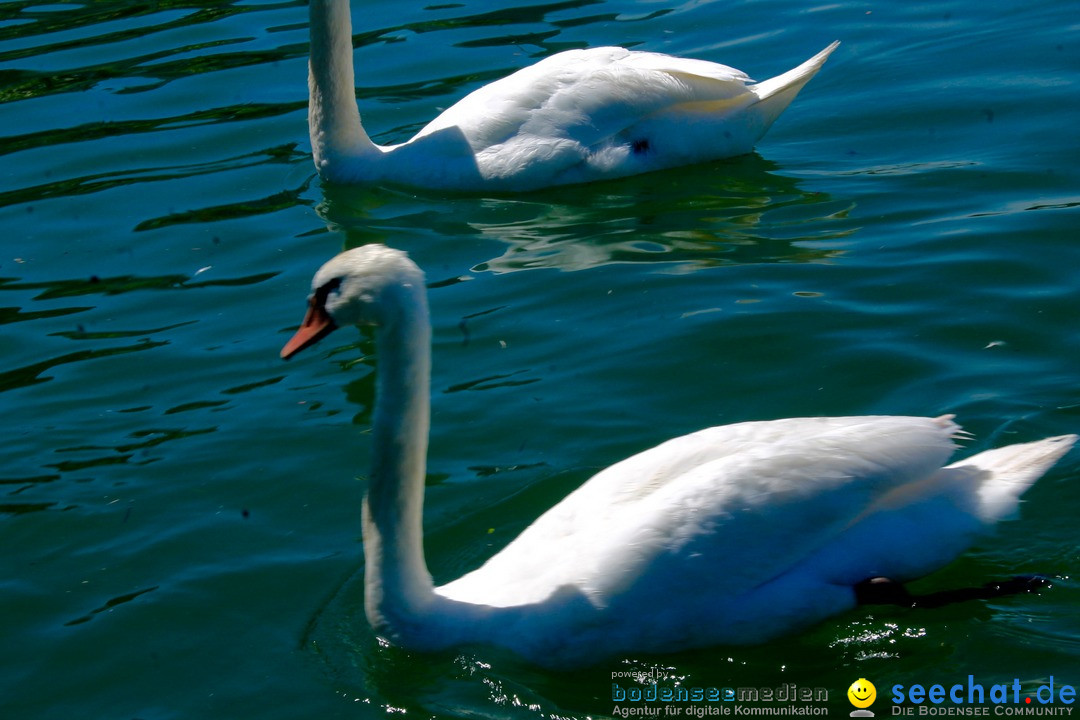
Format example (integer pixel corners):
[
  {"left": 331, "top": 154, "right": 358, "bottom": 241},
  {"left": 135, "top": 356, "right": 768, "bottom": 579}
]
[{"left": 2, "top": 1, "right": 1079, "bottom": 718}]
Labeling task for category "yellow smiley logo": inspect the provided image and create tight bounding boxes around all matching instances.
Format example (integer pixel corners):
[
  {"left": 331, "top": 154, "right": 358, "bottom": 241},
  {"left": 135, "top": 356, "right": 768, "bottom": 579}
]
[{"left": 848, "top": 678, "right": 876, "bottom": 709}]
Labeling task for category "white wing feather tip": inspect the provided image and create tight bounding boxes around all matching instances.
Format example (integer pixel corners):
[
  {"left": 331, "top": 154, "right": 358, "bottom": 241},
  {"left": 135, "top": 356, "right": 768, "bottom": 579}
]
[
  {"left": 750, "top": 40, "right": 840, "bottom": 102},
  {"left": 950, "top": 433, "right": 1077, "bottom": 523}
]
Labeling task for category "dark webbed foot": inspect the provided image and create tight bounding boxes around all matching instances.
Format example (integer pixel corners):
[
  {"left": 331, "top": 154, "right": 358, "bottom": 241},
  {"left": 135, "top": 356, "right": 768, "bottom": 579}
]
[
  {"left": 855, "top": 575, "right": 1049, "bottom": 609},
  {"left": 854, "top": 577, "right": 914, "bottom": 606}
]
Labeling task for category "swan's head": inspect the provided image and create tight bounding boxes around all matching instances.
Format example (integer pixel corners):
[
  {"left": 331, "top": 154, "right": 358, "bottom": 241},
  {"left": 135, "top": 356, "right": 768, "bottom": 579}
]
[{"left": 281, "top": 245, "right": 426, "bottom": 360}]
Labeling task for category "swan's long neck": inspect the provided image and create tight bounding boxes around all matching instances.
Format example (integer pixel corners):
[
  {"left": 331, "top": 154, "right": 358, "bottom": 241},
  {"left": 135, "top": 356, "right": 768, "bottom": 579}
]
[
  {"left": 362, "top": 283, "right": 436, "bottom": 639},
  {"left": 308, "top": 0, "right": 378, "bottom": 178}
]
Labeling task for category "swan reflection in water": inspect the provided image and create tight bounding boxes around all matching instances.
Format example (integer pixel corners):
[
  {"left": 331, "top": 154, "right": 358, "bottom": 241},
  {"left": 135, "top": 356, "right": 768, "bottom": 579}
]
[{"left": 314, "top": 156, "right": 856, "bottom": 275}]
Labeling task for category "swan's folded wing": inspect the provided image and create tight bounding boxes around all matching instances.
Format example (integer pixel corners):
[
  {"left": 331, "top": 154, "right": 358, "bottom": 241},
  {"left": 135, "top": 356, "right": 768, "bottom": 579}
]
[
  {"left": 580, "top": 415, "right": 959, "bottom": 506},
  {"left": 440, "top": 416, "right": 961, "bottom": 607},
  {"left": 415, "top": 47, "right": 757, "bottom": 152},
  {"left": 616, "top": 50, "right": 754, "bottom": 94}
]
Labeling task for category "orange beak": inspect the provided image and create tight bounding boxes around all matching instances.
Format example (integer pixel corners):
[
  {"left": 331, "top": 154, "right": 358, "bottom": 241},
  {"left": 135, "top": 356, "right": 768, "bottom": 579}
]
[{"left": 281, "top": 299, "right": 337, "bottom": 360}]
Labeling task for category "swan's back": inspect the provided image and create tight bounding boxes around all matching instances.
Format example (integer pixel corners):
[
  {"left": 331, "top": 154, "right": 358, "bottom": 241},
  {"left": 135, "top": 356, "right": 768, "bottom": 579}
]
[
  {"left": 399, "top": 43, "right": 839, "bottom": 189},
  {"left": 440, "top": 417, "right": 1073, "bottom": 606},
  {"left": 434, "top": 417, "right": 1073, "bottom": 659},
  {"left": 439, "top": 416, "right": 960, "bottom": 605},
  {"left": 417, "top": 47, "right": 752, "bottom": 146}
]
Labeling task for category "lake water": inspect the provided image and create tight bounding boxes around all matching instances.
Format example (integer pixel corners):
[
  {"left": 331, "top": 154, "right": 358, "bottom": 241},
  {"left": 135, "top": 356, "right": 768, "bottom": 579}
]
[{"left": 2, "top": 1, "right": 1079, "bottom": 718}]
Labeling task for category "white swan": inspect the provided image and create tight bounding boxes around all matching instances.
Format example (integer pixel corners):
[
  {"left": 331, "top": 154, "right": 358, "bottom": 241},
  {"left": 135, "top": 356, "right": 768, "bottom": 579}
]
[
  {"left": 308, "top": 0, "right": 839, "bottom": 191},
  {"left": 281, "top": 245, "right": 1076, "bottom": 667}
]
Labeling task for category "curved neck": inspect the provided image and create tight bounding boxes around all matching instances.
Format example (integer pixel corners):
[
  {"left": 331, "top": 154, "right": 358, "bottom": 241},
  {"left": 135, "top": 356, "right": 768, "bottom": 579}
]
[
  {"left": 308, "top": 0, "right": 377, "bottom": 176},
  {"left": 362, "top": 284, "right": 436, "bottom": 639}
]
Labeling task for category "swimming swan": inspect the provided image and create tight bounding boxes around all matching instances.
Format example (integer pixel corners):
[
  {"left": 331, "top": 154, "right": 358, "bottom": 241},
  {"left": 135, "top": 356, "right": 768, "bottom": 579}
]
[
  {"left": 281, "top": 245, "right": 1076, "bottom": 667},
  {"left": 308, "top": 0, "right": 839, "bottom": 190}
]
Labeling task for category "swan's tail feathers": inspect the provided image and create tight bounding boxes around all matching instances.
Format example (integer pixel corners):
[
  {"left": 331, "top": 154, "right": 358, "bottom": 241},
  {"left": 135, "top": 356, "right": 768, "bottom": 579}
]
[
  {"left": 949, "top": 434, "right": 1077, "bottom": 523},
  {"left": 749, "top": 41, "right": 839, "bottom": 129}
]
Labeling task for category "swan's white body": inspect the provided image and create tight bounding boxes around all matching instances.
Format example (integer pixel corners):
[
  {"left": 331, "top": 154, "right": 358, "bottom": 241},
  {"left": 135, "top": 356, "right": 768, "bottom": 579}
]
[
  {"left": 282, "top": 245, "right": 1076, "bottom": 668},
  {"left": 308, "top": 0, "right": 839, "bottom": 191}
]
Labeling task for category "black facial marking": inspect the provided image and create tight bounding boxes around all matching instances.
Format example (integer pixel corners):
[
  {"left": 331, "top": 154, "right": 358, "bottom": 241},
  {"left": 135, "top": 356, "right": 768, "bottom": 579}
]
[
  {"left": 631, "top": 138, "right": 650, "bottom": 155},
  {"left": 313, "top": 277, "right": 343, "bottom": 309}
]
